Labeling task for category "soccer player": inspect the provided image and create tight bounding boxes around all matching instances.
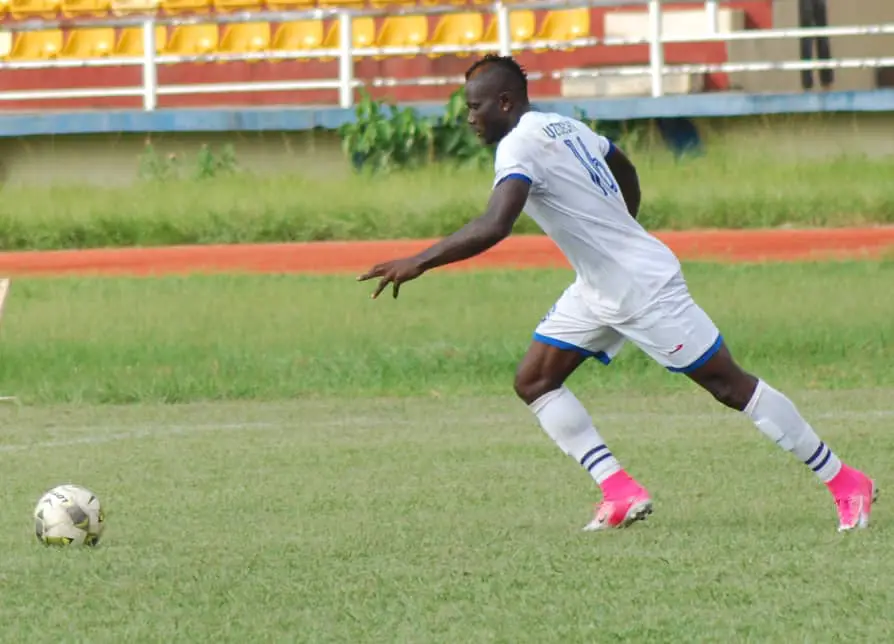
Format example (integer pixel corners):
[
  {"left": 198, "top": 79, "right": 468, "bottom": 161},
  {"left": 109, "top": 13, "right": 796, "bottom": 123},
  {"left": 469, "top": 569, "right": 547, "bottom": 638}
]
[{"left": 357, "top": 54, "right": 876, "bottom": 533}]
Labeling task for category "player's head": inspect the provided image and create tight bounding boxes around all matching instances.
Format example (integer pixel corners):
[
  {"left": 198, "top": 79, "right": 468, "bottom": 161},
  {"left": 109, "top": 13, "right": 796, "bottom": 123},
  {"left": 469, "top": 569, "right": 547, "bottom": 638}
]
[{"left": 464, "top": 55, "right": 530, "bottom": 145}]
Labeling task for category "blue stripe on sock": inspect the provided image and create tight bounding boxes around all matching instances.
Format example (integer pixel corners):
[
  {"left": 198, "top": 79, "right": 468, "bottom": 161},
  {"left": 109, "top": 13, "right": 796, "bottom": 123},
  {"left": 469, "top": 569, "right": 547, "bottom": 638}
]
[
  {"left": 579, "top": 445, "right": 607, "bottom": 467},
  {"left": 587, "top": 452, "right": 614, "bottom": 472},
  {"left": 812, "top": 449, "right": 832, "bottom": 473},
  {"left": 805, "top": 442, "right": 825, "bottom": 466}
]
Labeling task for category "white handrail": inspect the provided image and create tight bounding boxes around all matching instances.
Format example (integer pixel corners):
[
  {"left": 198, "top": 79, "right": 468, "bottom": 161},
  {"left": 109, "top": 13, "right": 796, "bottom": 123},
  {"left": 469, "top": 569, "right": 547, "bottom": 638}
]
[
  {"left": 337, "top": 9, "right": 353, "bottom": 108},
  {"left": 142, "top": 20, "right": 158, "bottom": 111},
  {"left": 0, "top": 0, "right": 891, "bottom": 110},
  {"left": 648, "top": 0, "right": 663, "bottom": 98},
  {"left": 705, "top": 0, "right": 717, "bottom": 35}
]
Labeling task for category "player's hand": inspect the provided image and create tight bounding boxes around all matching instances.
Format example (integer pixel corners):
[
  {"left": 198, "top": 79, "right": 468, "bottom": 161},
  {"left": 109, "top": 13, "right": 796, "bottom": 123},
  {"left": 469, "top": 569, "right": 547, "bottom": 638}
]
[{"left": 357, "top": 256, "right": 426, "bottom": 299}]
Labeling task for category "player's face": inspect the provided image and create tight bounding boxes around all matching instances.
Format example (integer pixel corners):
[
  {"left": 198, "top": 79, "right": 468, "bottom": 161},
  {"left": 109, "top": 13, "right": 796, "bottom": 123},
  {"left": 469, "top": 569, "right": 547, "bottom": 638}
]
[{"left": 465, "top": 79, "right": 511, "bottom": 145}]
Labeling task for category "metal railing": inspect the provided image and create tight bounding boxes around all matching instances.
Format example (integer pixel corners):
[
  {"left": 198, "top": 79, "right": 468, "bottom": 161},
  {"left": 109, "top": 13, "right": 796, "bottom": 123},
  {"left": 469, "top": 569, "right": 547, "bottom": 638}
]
[{"left": 0, "top": 0, "right": 892, "bottom": 109}]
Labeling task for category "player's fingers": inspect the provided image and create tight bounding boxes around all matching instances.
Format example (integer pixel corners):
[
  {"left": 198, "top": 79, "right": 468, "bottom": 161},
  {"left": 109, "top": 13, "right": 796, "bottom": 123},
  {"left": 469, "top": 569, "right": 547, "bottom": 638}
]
[
  {"left": 371, "top": 275, "right": 391, "bottom": 299},
  {"left": 393, "top": 281, "right": 401, "bottom": 299},
  {"left": 356, "top": 264, "right": 384, "bottom": 281}
]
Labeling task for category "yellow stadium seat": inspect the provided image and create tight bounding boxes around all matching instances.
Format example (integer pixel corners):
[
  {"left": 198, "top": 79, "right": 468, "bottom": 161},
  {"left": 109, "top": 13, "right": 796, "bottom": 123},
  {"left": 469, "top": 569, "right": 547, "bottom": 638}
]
[
  {"left": 7, "top": 0, "right": 59, "bottom": 19},
  {"left": 317, "top": 0, "right": 363, "bottom": 6},
  {"left": 0, "top": 32, "right": 12, "bottom": 59},
  {"left": 109, "top": 0, "right": 158, "bottom": 13},
  {"left": 159, "top": 0, "right": 209, "bottom": 14},
  {"left": 265, "top": 0, "right": 313, "bottom": 9},
  {"left": 60, "top": 27, "right": 115, "bottom": 58},
  {"left": 114, "top": 25, "right": 167, "bottom": 56},
  {"left": 219, "top": 22, "right": 270, "bottom": 58},
  {"left": 109, "top": 0, "right": 155, "bottom": 12},
  {"left": 321, "top": 16, "right": 375, "bottom": 54},
  {"left": 8, "top": 30, "right": 63, "bottom": 60},
  {"left": 213, "top": 0, "right": 259, "bottom": 11},
  {"left": 376, "top": 16, "right": 427, "bottom": 50},
  {"left": 429, "top": 13, "right": 483, "bottom": 57},
  {"left": 163, "top": 24, "right": 218, "bottom": 56},
  {"left": 370, "top": 0, "right": 414, "bottom": 8},
  {"left": 536, "top": 8, "right": 590, "bottom": 41},
  {"left": 483, "top": 10, "right": 535, "bottom": 45},
  {"left": 270, "top": 20, "right": 324, "bottom": 58},
  {"left": 60, "top": 0, "right": 110, "bottom": 16}
]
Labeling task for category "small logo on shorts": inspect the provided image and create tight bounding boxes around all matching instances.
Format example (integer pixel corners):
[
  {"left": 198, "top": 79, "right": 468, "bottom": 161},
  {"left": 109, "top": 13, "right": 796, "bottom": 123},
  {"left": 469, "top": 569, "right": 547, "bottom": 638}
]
[{"left": 669, "top": 344, "right": 684, "bottom": 355}]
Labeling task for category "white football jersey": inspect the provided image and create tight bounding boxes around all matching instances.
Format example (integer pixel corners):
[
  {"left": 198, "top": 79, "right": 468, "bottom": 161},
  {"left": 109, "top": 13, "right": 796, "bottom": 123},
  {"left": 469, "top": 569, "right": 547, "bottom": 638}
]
[{"left": 493, "top": 110, "right": 682, "bottom": 323}]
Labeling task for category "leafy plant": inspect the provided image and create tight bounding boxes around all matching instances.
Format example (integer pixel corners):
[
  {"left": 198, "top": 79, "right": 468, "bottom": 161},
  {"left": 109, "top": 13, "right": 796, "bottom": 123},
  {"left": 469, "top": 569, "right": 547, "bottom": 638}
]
[
  {"left": 431, "top": 87, "right": 493, "bottom": 168},
  {"left": 137, "top": 138, "right": 180, "bottom": 182},
  {"left": 137, "top": 139, "right": 239, "bottom": 183},
  {"left": 338, "top": 89, "right": 435, "bottom": 173},
  {"left": 195, "top": 143, "right": 239, "bottom": 180},
  {"left": 339, "top": 87, "right": 492, "bottom": 173}
]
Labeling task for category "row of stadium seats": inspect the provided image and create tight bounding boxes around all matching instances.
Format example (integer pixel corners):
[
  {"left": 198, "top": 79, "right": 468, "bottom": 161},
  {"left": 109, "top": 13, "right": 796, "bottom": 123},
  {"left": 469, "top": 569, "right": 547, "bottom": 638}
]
[
  {"left": 2, "top": 0, "right": 532, "bottom": 19},
  {"left": 0, "top": 9, "right": 589, "bottom": 59}
]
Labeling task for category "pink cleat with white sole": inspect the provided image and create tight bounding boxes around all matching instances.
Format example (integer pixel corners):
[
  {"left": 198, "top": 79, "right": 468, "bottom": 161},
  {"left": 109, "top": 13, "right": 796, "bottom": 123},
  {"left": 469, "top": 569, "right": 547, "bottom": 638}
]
[
  {"left": 584, "top": 471, "right": 652, "bottom": 531},
  {"left": 829, "top": 464, "right": 878, "bottom": 532}
]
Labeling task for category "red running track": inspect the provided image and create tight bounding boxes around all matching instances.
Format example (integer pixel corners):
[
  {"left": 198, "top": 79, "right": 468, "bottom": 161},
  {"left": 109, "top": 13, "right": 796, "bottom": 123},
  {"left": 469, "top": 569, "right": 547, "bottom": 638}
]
[{"left": 0, "top": 228, "right": 892, "bottom": 277}]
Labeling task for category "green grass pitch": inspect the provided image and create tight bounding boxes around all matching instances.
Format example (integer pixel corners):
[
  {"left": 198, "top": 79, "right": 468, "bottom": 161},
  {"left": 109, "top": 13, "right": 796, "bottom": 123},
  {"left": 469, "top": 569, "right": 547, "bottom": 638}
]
[{"left": 0, "top": 260, "right": 892, "bottom": 640}]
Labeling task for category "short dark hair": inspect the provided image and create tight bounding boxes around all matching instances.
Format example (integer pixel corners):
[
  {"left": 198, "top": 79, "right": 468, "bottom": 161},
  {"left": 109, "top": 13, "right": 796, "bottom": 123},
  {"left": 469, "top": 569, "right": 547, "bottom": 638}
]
[{"left": 465, "top": 54, "right": 528, "bottom": 94}]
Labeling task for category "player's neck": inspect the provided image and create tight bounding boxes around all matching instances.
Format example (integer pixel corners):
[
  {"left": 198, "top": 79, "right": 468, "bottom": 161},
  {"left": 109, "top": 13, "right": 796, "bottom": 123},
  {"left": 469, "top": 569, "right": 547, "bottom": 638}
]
[{"left": 508, "top": 104, "right": 531, "bottom": 130}]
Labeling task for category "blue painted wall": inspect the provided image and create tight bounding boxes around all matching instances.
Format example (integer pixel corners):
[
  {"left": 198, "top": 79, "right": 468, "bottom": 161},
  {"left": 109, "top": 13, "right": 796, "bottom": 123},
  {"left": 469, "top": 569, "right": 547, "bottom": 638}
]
[{"left": 1, "top": 89, "right": 893, "bottom": 138}]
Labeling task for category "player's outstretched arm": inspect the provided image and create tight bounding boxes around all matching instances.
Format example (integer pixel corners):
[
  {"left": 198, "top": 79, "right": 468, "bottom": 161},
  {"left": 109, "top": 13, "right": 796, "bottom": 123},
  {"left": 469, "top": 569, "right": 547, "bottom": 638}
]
[
  {"left": 357, "top": 177, "right": 530, "bottom": 299},
  {"left": 605, "top": 145, "right": 641, "bottom": 218},
  {"left": 415, "top": 177, "right": 529, "bottom": 270}
]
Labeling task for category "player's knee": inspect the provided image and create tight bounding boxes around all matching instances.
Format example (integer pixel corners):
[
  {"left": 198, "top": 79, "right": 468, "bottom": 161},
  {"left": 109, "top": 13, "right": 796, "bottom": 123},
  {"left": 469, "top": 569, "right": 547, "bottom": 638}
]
[
  {"left": 707, "top": 379, "right": 739, "bottom": 410},
  {"left": 704, "top": 373, "right": 756, "bottom": 411},
  {"left": 513, "top": 368, "right": 560, "bottom": 406}
]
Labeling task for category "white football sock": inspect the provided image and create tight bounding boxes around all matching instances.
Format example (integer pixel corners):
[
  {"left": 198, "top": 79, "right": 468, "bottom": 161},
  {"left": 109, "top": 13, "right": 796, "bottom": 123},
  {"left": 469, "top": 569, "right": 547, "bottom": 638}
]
[
  {"left": 528, "top": 386, "right": 621, "bottom": 485},
  {"left": 744, "top": 379, "right": 842, "bottom": 483}
]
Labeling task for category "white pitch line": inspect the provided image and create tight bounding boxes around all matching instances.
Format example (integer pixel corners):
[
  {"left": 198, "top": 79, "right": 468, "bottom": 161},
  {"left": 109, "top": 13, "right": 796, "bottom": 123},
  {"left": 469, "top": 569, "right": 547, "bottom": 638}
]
[
  {"left": 0, "top": 415, "right": 418, "bottom": 455},
  {"left": 0, "top": 408, "right": 892, "bottom": 455},
  {"left": 0, "top": 422, "right": 280, "bottom": 454}
]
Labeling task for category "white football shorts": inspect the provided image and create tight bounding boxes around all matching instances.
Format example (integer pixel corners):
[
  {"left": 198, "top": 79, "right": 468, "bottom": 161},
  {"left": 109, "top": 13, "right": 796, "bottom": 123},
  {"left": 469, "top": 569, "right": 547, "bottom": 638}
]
[{"left": 533, "top": 271, "right": 723, "bottom": 373}]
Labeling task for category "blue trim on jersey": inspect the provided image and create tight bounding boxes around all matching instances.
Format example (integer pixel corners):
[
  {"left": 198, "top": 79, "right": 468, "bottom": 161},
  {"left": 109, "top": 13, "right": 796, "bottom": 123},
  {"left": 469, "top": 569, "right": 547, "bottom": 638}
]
[
  {"left": 533, "top": 333, "right": 611, "bottom": 365},
  {"left": 605, "top": 141, "right": 618, "bottom": 159},
  {"left": 496, "top": 173, "right": 532, "bottom": 186},
  {"left": 667, "top": 334, "right": 724, "bottom": 374}
]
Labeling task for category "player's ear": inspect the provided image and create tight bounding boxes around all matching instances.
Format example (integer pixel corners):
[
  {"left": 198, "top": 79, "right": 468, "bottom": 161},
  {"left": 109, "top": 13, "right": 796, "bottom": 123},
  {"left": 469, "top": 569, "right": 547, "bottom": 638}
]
[{"left": 499, "top": 92, "right": 512, "bottom": 112}]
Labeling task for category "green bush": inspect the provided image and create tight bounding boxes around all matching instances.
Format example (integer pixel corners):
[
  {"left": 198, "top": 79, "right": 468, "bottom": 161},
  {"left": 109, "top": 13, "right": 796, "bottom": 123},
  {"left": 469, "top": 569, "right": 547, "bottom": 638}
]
[{"left": 338, "top": 88, "right": 494, "bottom": 173}]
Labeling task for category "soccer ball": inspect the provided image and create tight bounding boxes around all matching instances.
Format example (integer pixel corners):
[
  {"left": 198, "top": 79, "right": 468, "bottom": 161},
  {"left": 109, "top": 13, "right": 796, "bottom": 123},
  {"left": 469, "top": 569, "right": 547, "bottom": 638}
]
[{"left": 33, "top": 484, "right": 105, "bottom": 547}]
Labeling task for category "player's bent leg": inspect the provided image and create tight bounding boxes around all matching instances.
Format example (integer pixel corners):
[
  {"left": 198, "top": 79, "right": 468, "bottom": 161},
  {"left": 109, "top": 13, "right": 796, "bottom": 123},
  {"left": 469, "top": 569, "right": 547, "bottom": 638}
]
[
  {"left": 684, "top": 342, "right": 877, "bottom": 532},
  {"left": 620, "top": 274, "right": 876, "bottom": 532},
  {"left": 516, "top": 324, "right": 651, "bottom": 531},
  {"left": 516, "top": 340, "right": 652, "bottom": 531}
]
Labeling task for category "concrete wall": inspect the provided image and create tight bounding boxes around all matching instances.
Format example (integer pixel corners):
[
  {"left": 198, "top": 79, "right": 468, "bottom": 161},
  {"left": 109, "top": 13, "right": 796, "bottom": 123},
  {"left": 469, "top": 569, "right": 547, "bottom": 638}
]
[
  {"left": 0, "top": 111, "right": 892, "bottom": 188},
  {"left": 0, "top": 129, "right": 347, "bottom": 187},
  {"left": 696, "top": 111, "right": 894, "bottom": 159},
  {"left": 728, "top": 0, "right": 894, "bottom": 93}
]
